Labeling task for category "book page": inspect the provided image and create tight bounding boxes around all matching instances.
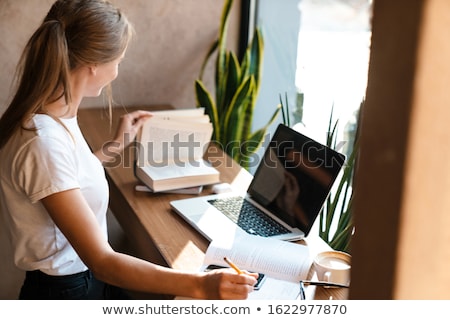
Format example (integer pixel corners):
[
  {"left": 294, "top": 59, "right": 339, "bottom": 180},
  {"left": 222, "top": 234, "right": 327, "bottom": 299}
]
[
  {"left": 203, "top": 233, "right": 312, "bottom": 282},
  {"left": 150, "top": 114, "right": 210, "bottom": 123},
  {"left": 176, "top": 277, "right": 300, "bottom": 300},
  {"left": 137, "top": 118, "right": 213, "bottom": 166},
  {"left": 149, "top": 108, "right": 206, "bottom": 117},
  {"left": 247, "top": 277, "right": 300, "bottom": 300}
]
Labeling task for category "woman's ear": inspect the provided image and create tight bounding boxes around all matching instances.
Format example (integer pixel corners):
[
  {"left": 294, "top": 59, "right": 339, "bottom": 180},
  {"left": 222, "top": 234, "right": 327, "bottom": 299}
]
[{"left": 89, "top": 65, "right": 97, "bottom": 76}]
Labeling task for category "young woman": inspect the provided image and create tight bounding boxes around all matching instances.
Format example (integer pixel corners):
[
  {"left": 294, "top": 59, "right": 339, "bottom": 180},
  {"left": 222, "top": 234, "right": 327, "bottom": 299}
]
[{"left": 0, "top": 0, "right": 257, "bottom": 300}]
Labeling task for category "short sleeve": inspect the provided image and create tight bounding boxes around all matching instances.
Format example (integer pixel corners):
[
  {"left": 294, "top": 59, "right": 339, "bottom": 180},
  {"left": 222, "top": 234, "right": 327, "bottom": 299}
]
[{"left": 13, "top": 136, "right": 80, "bottom": 203}]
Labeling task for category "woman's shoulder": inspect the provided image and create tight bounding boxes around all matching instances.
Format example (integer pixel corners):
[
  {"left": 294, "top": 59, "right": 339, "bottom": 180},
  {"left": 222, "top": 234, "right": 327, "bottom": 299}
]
[
  {"left": 2, "top": 114, "right": 75, "bottom": 157},
  {"left": 32, "top": 114, "right": 76, "bottom": 137}
]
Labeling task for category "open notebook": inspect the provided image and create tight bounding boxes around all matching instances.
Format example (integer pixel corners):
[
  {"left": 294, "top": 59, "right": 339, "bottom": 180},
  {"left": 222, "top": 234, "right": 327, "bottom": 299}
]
[{"left": 170, "top": 124, "right": 346, "bottom": 242}]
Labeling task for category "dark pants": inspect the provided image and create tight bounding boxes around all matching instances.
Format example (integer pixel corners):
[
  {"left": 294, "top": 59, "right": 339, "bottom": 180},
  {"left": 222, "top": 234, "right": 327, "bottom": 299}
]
[{"left": 19, "top": 269, "right": 130, "bottom": 300}]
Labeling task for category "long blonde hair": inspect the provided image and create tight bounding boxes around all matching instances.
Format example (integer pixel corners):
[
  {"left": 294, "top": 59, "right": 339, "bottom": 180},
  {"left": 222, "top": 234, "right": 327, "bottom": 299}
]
[{"left": 0, "top": 0, "right": 133, "bottom": 148}]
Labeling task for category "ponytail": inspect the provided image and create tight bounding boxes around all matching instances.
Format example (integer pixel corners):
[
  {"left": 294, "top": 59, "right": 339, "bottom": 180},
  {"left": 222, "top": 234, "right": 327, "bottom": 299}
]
[
  {"left": 0, "top": 19, "right": 72, "bottom": 148},
  {"left": 0, "top": 0, "right": 133, "bottom": 149},
  {"left": 29, "top": 19, "right": 73, "bottom": 112}
]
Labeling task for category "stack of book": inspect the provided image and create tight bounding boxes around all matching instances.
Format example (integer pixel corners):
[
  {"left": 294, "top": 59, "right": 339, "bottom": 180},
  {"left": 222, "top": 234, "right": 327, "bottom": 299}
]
[{"left": 134, "top": 108, "right": 220, "bottom": 194}]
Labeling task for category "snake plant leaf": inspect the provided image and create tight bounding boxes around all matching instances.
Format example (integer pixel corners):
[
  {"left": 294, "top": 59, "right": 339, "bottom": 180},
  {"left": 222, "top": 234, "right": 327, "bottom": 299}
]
[
  {"left": 223, "top": 76, "right": 256, "bottom": 162},
  {"left": 239, "top": 105, "right": 281, "bottom": 167},
  {"left": 329, "top": 222, "right": 353, "bottom": 252},
  {"left": 218, "top": 0, "right": 233, "bottom": 47},
  {"left": 240, "top": 31, "right": 262, "bottom": 97},
  {"left": 324, "top": 155, "right": 354, "bottom": 237},
  {"left": 239, "top": 127, "right": 266, "bottom": 168},
  {"left": 241, "top": 28, "right": 263, "bottom": 86},
  {"left": 222, "top": 51, "right": 241, "bottom": 114},
  {"left": 216, "top": 0, "right": 234, "bottom": 108},
  {"left": 216, "top": 47, "right": 229, "bottom": 114},
  {"left": 199, "top": 39, "right": 218, "bottom": 80},
  {"left": 240, "top": 30, "right": 263, "bottom": 143},
  {"left": 337, "top": 205, "right": 352, "bottom": 232},
  {"left": 224, "top": 76, "right": 255, "bottom": 143},
  {"left": 241, "top": 103, "right": 282, "bottom": 158},
  {"left": 326, "top": 105, "right": 339, "bottom": 148},
  {"left": 195, "top": 80, "right": 220, "bottom": 141},
  {"left": 267, "top": 102, "right": 283, "bottom": 127},
  {"left": 279, "top": 92, "right": 291, "bottom": 127}
]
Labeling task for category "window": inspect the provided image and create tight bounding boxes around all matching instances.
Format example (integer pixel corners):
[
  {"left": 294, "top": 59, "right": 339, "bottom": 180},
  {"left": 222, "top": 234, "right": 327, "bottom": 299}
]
[{"left": 250, "top": 0, "right": 372, "bottom": 160}]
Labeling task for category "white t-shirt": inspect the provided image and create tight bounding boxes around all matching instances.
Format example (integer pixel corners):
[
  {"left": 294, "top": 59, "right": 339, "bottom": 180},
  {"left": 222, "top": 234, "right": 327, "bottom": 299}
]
[{"left": 0, "top": 114, "right": 109, "bottom": 276}]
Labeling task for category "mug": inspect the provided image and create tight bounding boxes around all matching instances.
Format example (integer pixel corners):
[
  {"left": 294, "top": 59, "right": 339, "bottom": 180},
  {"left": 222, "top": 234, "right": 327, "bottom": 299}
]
[{"left": 313, "top": 251, "right": 351, "bottom": 286}]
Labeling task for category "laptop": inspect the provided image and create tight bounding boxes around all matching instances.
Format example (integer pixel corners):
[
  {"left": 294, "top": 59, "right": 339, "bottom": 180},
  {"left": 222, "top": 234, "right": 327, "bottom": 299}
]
[{"left": 170, "top": 124, "right": 346, "bottom": 242}]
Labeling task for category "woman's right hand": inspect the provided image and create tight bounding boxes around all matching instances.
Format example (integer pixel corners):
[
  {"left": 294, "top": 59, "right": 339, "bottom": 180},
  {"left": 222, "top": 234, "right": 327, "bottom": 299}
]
[{"left": 199, "top": 268, "right": 258, "bottom": 300}]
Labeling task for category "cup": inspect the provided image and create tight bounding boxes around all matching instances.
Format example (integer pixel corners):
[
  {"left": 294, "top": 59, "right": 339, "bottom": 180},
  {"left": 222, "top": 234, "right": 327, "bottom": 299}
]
[{"left": 313, "top": 251, "right": 351, "bottom": 286}]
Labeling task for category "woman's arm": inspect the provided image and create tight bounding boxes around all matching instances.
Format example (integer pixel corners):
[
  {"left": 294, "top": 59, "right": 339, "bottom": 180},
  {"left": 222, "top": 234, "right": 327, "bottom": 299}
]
[{"left": 41, "top": 189, "right": 257, "bottom": 299}]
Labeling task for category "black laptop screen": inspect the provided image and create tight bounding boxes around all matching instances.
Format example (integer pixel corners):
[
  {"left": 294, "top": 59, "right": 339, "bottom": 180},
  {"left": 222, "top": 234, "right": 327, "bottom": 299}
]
[{"left": 248, "top": 124, "right": 346, "bottom": 235}]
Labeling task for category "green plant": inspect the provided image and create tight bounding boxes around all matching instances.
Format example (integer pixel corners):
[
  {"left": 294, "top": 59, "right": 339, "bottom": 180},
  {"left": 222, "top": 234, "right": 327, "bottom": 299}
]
[
  {"left": 319, "top": 115, "right": 355, "bottom": 253},
  {"left": 319, "top": 105, "right": 361, "bottom": 253},
  {"left": 279, "top": 97, "right": 360, "bottom": 253},
  {"left": 195, "top": 0, "right": 280, "bottom": 170},
  {"left": 279, "top": 92, "right": 291, "bottom": 127},
  {"left": 279, "top": 91, "right": 304, "bottom": 128}
]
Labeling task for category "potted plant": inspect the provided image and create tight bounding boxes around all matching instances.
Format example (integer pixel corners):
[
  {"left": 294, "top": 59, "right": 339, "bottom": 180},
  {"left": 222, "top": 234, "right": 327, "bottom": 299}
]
[
  {"left": 195, "top": 0, "right": 281, "bottom": 170},
  {"left": 280, "top": 95, "right": 361, "bottom": 253}
]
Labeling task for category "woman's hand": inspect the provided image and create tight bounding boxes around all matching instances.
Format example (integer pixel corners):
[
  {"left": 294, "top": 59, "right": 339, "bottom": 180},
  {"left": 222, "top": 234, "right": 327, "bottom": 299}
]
[
  {"left": 199, "top": 268, "right": 258, "bottom": 300},
  {"left": 113, "top": 110, "right": 153, "bottom": 148},
  {"left": 95, "top": 110, "right": 152, "bottom": 164}
]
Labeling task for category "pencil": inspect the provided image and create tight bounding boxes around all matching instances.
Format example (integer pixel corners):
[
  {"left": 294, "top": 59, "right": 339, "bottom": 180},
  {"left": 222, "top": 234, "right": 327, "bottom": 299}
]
[{"left": 223, "top": 257, "right": 243, "bottom": 274}]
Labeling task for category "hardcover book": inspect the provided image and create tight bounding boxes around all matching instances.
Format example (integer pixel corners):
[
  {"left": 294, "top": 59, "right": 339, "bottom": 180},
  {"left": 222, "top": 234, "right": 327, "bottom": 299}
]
[{"left": 135, "top": 108, "right": 220, "bottom": 192}]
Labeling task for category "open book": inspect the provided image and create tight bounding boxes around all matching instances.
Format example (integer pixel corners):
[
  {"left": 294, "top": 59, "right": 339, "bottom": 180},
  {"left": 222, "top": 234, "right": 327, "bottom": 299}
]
[
  {"left": 202, "top": 233, "right": 312, "bottom": 299},
  {"left": 135, "top": 108, "right": 220, "bottom": 192}
]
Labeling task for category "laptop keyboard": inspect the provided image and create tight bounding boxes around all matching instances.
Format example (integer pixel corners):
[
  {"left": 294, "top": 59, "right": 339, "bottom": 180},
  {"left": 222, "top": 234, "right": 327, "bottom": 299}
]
[{"left": 208, "top": 196, "right": 290, "bottom": 237}]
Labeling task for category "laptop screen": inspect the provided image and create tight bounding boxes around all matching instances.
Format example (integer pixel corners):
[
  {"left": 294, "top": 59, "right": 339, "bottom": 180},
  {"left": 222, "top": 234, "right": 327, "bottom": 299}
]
[{"left": 248, "top": 124, "right": 346, "bottom": 235}]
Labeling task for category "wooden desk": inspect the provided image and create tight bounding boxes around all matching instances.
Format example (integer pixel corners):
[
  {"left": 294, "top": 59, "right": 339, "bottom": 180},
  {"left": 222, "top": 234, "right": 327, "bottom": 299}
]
[{"left": 78, "top": 106, "right": 348, "bottom": 300}]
